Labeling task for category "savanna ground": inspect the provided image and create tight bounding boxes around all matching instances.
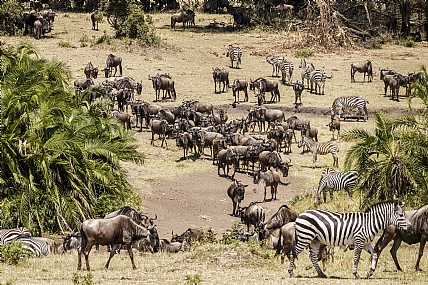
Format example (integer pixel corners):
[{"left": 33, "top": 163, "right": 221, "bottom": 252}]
[{"left": 1, "top": 11, "right": 428, "bottom": 285}]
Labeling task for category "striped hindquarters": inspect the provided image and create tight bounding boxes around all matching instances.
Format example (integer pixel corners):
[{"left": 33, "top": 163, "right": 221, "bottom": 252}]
[
  {"left": 226, "top": 45, "right": 242, "bottom": 68},
  {"left": 318, "top": 169, "right": 358, "bottom": 195},
  {"left": 16, "top": 237, "right": 50, "bottom": 257},
  {"left": 0, "top": 227, "right": 32, "bottom": 244},
  {"left": 314, "top": 140, "right": 339, "bottom": 155},
  {"left": 309, "top": 69, "right": 326, "bottom": 85},
  {"left": 279, "top": 61, "right": 294, "bottom": 84},
  {"left": 331, "top": 96, "right": 368, "bottom": 120}
]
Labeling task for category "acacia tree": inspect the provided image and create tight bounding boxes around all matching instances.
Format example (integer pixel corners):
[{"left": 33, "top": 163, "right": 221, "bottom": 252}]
[{"left": 0, "top": 43, "right": 144, "bottom": 234}]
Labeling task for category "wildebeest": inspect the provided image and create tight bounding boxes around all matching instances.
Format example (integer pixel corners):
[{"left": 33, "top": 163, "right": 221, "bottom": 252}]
[
  {"left": 250, "top": 78, "right": 280, "bottom": 104},
  {"left": 232, "top": 79, "right": 248, "bottom": 103},
  {"left": 171, "top": 10, "right": 195, "bottom": 30},
  {"left": 42, "top": 9, "right": 56, "bottom": 25},
  {"left": 327, "top": 118, "right": 340, "bottom": 140},
  {"left": 238, "top": 202, "right": 265, "bottom": 232},
  {"left": 175, "top": 131, "right": 195, "bottom": 160},
  {"left": 351, "top": 60, "right": 373, "bottom": 82},
  {"left": 90, "top": 9, "right": 99, "bottom": 30},
  {"left": 258, "top": 150, "right": 290, "bottom": 177},
  {"left": 253, "top": 169, "right": 286, "bottom": 201},
  {"left": 383, "top": 73, "right": 408, "bottom": 101},
  {"left": 374, "top": 204, "right": 428, "bottom": 271},
  {"left": 104, "top": 206, "right": 157, "bottom": 228},
  {"left": 63, "top": 233, "right": 82, "bottom": 253},
  {"left": 158, "top": 239, "right": 187, "bottom": 253},
  {"left": 33, "top": 18, "right": 51, "bottom": 39},
  {"left": 77, "top": 215, "right": 153, "bottom": 270},
  {"left": 171, "top": 228, "right": 202, "bottom": 244},
  {"left": 213, "top": 67, "right": 230, "bottom": 93},
  {"left": 111, "top": 110, "right": 131, "bottom": 130},
  {"left": 217, "top": 147, "right": 239, "bottom": 179},
  {"left": 84, "top": 62, "right": 99, "bottom": 79},
  {"left": 227, "top": 179, "right": 248, "bottom": 216},
  {"left": 74, "top": 78, "right": 94, "bottom": 95},
  {"left": 104, "top": 54, "right": 122, "bottom": 78},
  {"left": 149, "top": 74, "right": 176, "bottom": 101},
  {"left": 149, "top": 119, "right": 171, "bottom": 148},
  {"left": 292, "top": 80, "right": 304, "bottom": 106},
  {"left": 186, "top": 100, "right": 213, "bottom": 115}
]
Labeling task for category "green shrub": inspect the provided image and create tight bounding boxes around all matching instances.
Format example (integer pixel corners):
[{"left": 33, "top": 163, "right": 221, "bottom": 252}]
[
  {"left": 121, "top": 9, "right": 160, "bottom": 46},
  {"left": 0, "top": 241, "right": 32, "bottom": 265},
  {"left": 185, "top": 273, "right": 201, "bottom": 285},
  {"left": 295, "top": 49, "right": 314, "bottom": 58},
  {"left": 58, "top": 41, "right": 72, "bottom": 48},
  {"left": 0, "top": 0, "right": 24, "bottom": 36},
  {"left": 404, "top": 37, "right": 416, "bottom": 47}
]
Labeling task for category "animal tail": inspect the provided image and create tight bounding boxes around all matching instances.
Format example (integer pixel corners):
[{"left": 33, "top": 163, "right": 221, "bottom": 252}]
[
  {"left": 119, "top": 64, "right": 123, "bottom": 76},
  {"left": 291, "top": 227, "right": 297, "bottom": 259},
  {"left": 79, "top": 223, "right": 86, "bottom": 257},
  {"left": 275, "top": 227, "right": 283, "bottom": 256}
]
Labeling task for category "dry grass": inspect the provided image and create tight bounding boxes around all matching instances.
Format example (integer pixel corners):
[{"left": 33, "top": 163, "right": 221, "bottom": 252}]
[{"left": 1, "top": 11, "right": 428, "bottom": 285}]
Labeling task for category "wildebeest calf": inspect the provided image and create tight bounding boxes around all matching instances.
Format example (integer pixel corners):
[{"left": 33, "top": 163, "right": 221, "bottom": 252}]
[{"left": 227, "top": 179, "right": 248, "bottom": 216}]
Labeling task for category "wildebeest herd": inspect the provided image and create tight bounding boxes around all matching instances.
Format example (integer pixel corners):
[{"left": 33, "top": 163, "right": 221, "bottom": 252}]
[{"left": 8, "top": 11, "right": 428, "bottom": 279}]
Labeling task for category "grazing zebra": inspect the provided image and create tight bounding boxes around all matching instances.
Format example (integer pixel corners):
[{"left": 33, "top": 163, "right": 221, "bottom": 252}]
[
  {"left": 266, "top": 55, "right": 285, "bottom": 77},
  {"left": 309, "top": 69, "right": 327, "bottom": 95},
  {"left": 288, "top": 200, "right": 410, "bottom": 279},
  {"left": 225, "top": 45, "right": 242, "bottom": 69},
  {"left": 279, "top": 60, "right": 294, "bottom": 85},
  {"left": 315, "top": 168, "right": 358, "bottom": 203},
  {"left": 299, "top": 59, "right": 315, "bottom": 88},
  {"left": 298, "top": 135, "right": 339, "bottom": 168},
  {"left": 331, "top": 96, "right": 369, "bottom": 121},
  {"left": 0, "top": 227, "right": 32, "bottom": 244},
  {"left": 13, "top": 236, "right": 50, "bottom": 257}
]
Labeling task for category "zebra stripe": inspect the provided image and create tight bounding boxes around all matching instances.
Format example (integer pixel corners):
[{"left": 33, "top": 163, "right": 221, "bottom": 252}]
[
  {"left": 299, "top": 59, "right": 315, "bottom": 88},
  {"left": 331, "top": 96, "right": 369, "bottom": 121},
  {"left": 309, "top": 69, "right": 327, "bottom": 95},
  {"left": 279, "top": 61, "right": 294, "bottom": 85},
  {"left": 288, "top": 200, "right": 409, "bottom": 279},
  {"left": 14, "top": 237, "right": 50, "bottom": 257},
  {"left": 266, "top": 55, "right": 285, "bottom": 77},
  {"left": 315, "top": 168, "right": 358, "bottom": 203},
  {"left": 298, "top": 135, "right": 339, "bottom": 168},
  {"left": 226, "top": 45, "right": 242, "bottom": 69},
  {"left": 0, "top": 227, "right": 32, "bottom": 244}
]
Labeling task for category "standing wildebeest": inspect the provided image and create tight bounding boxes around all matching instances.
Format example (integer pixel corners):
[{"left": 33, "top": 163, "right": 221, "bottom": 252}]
[
  {"left": 217, "top": 147, "right": 239, "bottom": 179},
  {"left": 74, "top": 78, "right": 94, "bottom": 95},
  {"left": 374, "top": 204, "right": 428, "bottom": 271},
  {"left": 77, "top": 215, "right": 153, "bottom": 271},
  {"left": 111, "top": 110, "right": 132, "bottom": 130},
  {"left": 351, "top": 60, "right": 373, "bottom": 82},
  {"left": 104, "top": 206, "right": 158, "bottom": 228},
  {"left": 258, "top": 150, "right": 290, "bottom": 176},
  {"left": 171, "top": 10, "right": 195, "bottom": 30},
  {"left": 150, "top": 119, "right": 171, "bottom": 148},
  {"left": 327, "top": 118, "right": 340, "bottom": 140},
  {"left": 91, "top": 9, "right": 99, "bottom": 30},
  {"left": 383, "top": 73, "right": 408, "bottom": 101},
  {"left": 104, "top": 54, "right": 122, "bottom": 78},
  {"left": 227, "top": 179, "right": 248, "bottom": 216},
  {"left": 293, "top": 80, "right": 304, "bottom": 106},
  {"left": 250, "top": 78, "right": 280, "bottom": 104},
  {"left": 238, "top": 202, "right": 265, "bottom": 232},
  {"left": 84, "top": 62, "right": 99, "bottom": 79},
  {"left": 213, "top": 67, "right": 230, "bottom": 93},
  {"left": 187, "top": 100, "right": 213, "bottom": 115},
  {"left": 175, "top": 131, "right": 195, "bottom": 160},
  {"left": 33, "top": 18, "right": 51, "bottom": 39},
  {"left": 253, "top": 169, "right": 286, "bottom": 201},
  {"left": 232, "top": 79, "right": 248, "bottom": 103}
]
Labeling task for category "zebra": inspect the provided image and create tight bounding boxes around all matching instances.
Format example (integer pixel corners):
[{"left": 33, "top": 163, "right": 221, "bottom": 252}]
[
  {"left": 12, "top": 236, "right": 50, "bottom": 257},
  {"left": 331, "top": 96, "right": 369, "bottom": 121},
  {"left": 0, "top": 227, "right": 32, "bottom": 244},
  {"left": 288, "top": 200, "right": 410, "bottom": 279},
  {"left": 225, "top": 45, "right": 242, "bottom": 69},
  {"left": 279, "top": 60, "right": 294, "bottom": 85},
  {"left": 299, "top": 59, "right": 315, "bottom": 88},
  {"left": 298, "top": 135, "right": 339, "bottom": 168},
  {"left": 309, "top": 69, "right": 327, "bottom": 95},
  {"left": 314, "top": 168, "right": 358, "bottom": 203},
  {"left": 266, "top": 55, "right": 285, "bottom": 77}
]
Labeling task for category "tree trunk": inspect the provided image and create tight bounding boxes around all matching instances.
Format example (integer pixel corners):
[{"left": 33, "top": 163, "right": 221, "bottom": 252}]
[{"left": 400, "top": 1, "right": 411, "bottom": 38}]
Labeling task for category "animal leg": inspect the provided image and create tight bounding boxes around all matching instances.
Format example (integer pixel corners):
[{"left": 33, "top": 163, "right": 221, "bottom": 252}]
[
  {"left": 309, "top": 241, "right": 327, "bottom": 278},
  {"left": 127, "top": 244, "right": 137, "bottom": 270},
  {"left": 105, "top": 244, "right": 120, "bottom": 269},
  {"left": 365, "top": 244, "right": 378, "bottom": 278},
  {"left": 352, "top": 246, "right": 363, "bottom": 279},
  {"left": 263, "top": 186, "right": 267, "bottom": 202},
  {"left": 84, "top": 244, "right": 94, "bottom": 271},
  {"left": 415, "top": 237, "right": 426, "bottom": 271},
  {"left": 390, "top": 238, "right": 404, "bottom": 271}
]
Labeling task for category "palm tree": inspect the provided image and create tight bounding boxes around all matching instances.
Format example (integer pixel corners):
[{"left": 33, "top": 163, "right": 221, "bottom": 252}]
[
  {"left": 341, "top": 112, "right": 428, "bottom": 208},
  {"left": 1, "top": 43, "right": 144, "bottom": 234}
]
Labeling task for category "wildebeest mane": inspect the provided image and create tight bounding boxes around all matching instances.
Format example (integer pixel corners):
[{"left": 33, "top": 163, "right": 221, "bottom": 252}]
[{"left": 265, "top": 205, "right": 298, "bottom": 230}]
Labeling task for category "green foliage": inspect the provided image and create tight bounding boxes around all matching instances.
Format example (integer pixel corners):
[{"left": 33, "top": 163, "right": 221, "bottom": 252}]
[
  {"left": 58, "top": 41, "right": 72, "bottom": 48},
  {"left": 0, "top": 42, "right": 144, "bottom": 234},
  {"left": 0, "top": 280, "right": 15, "bottom": 285},
  {"left": 295, "top": 49, "right": 314, "bottom": 58},
  {"left": 199, "top": 227, "right": 217, "bottom": 244},
  {"left": 101, "top": 0, "right": 159, "bottom": 46},
  {"left": 185, "top": 273, "right": 201, "bottom": 285},
  {"left": 72, "top": 272, "right": 93, "bottom": 285},
  {"left": 0, "top": 0, "right": 23, "bottom": 36},
  {"left": 404, "top": 37, "right": 416, "bottom": 47},
  {"left": 220, "top": 223, "right": 241, "bottom": 245},
  {"left": 0, "top": 241, "right": 33, "bottom": 265}
]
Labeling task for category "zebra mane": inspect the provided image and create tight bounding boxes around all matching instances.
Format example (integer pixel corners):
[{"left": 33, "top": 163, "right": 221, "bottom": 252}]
[{"left": 364, "top": 199, "right": 399, "bottom": 213}]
